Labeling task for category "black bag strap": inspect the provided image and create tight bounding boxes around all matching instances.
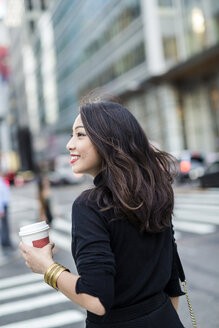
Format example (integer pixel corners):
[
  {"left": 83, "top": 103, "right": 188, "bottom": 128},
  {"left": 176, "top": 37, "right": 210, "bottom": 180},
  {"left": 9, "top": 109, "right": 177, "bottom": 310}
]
[
  {"left": 171, "top": 224, "right": 198, "bottom": 328},
  {"left": 173, "top": 240, "right": 185, "bottom": 282},
  {"left": 171, "top": 222, "right": 186, "bottom": 282}
]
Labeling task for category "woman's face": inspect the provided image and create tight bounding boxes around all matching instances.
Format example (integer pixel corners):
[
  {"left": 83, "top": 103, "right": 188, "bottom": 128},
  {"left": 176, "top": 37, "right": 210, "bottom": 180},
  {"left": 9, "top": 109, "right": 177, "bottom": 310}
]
[{"left": 66, "top": 114, "right": 102, "bottom": 177}]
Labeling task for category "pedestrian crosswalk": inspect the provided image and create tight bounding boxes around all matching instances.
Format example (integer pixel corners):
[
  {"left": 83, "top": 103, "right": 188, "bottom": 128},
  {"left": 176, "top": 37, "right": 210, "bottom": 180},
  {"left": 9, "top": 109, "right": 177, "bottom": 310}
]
[
  {"left": 0, "top": 198, "right": 86, "bottom": 327},
  {"left": 0, "top": 311, "right": 85, "bottom": 328},
  {"left": 12, "top": 188, "right": 219, "bottom": 245},
  {"left": 0, "top": 187, "right": 218, "bottom": 327},
  {"left": 0, "top": 271, "right": 86, "bottom": 327},
  {"left": 173, "top": 188, "right": 219, "bottom": 237}
]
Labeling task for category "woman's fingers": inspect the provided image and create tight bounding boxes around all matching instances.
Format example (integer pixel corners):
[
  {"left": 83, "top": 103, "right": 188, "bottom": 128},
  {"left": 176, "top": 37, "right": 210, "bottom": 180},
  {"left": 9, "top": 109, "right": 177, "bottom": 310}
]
[
  {"left": 19, "top": 241, "right": 33, "bottom": 253},
  {"left": 19, "top": 241, "right": 25, "bottom": 252},
  {"left": 25, "top": 261, "right": 31, "bottom": 268},
  {"left": 19, "top": 242, "right": 28, "bottom": 258},
  {"left": 19, "top": 241, "right": 55, "bottom": 274},
  {"left": 44, "top": 242, "right": 55, "bottom": 249},
  {"left": 50, "top": 242, "right": 55, "bottom": 249}
]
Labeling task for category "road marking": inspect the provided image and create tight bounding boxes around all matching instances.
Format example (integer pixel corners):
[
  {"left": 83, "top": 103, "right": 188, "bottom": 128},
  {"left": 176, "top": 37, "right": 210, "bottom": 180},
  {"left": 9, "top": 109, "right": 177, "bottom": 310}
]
[
  {"left": 175, "top": 195, "right": 219, "bottom": 206},
  {"left": 173, "top": 210, "right": 219, "bottom": 225},
  {"left": 174, "top": 202, "right": 219, "bottom": 212},
  {"left": 0, "top": 272, "right": 42, "bottom": 290},
  {"left": 0, "top": 281, "right": 50, "bottom": 301},
  {"left": 50, "top": 230, "right": 71, "bottom": 251},
  {"left": 174, "top": 231, "right": 182, "bottom": 240},
  {"left": 0, "top": 293, "right": 70, "bottom": 317},
  {"left": 173, "top": 220, "right": 216, "bottom": 234},
  {"left": 53, "top": 217, "right": 71, "bottom": 234},
  {"left": 0, "top": 310, "right": 85, "bottom": 327}
]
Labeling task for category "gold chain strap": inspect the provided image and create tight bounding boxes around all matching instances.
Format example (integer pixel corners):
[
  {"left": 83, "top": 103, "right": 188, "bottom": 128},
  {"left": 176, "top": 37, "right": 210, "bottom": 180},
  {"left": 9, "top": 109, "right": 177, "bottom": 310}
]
[{"left": 181, "top": 280, "right": 197, "bottom": 328}]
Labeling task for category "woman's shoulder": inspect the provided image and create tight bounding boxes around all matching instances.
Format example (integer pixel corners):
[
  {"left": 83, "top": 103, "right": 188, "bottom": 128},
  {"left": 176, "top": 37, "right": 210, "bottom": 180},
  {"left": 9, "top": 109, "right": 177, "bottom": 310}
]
[
  {"left": 72, "top": 189, "right": 104, "bottom": 219},
  {"left": 73, "top": 188, "right": 96, "bottom": 208}
]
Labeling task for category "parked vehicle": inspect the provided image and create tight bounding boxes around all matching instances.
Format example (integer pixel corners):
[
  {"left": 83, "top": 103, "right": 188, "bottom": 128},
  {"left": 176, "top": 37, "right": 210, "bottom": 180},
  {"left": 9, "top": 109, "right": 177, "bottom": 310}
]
[
  {"left": 199, "top": 161, "right": 219, "bottom": 188},
  {"left": 5, "top": 171, "right": 15, "bottom": 185},
  {"left": 175, "top": 150, "right": 205, "bottom": 183},
  {"left": 48, "top": 155, "right": 84, "bottom": 186}
]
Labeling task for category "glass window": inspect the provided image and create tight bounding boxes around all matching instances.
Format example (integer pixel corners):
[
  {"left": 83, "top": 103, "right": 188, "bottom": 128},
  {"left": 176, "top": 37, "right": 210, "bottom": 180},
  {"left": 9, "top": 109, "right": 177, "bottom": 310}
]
[
  {"left": 159, "top": 8, "right": 178, "bottom": 61},
  {"left": 181, "top": 0, "right": 212, "bottom": 55},
  {"left": 41, "top": 0, "right": 46, "bottom": 10},
  {"left": 158, "top": 0, "right": 173, "bottom": 7},
  {"left": 210, "top": 0, "right": 219, "bottom": 42},
  {"left": 162, "top": 36, "right": 178, "bottom": 60},
  {"left": 52, "top": 0, "right": 75, "bottom": 27},
  {"left": 26, "top": 0, "right": 33, "bottom": 10},
  {"left": 55, "top": 0, "right": 141, "bottom": 78},
  {"left": 78, "top": 42, "right": 146, "bottom": 99}
]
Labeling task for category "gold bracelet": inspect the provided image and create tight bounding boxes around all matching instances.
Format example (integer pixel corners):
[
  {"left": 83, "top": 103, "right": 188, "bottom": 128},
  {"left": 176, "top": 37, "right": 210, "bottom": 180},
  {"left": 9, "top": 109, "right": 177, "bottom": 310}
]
[
  {"left": 44, "top": 263, "right": 59, "bottom": 284},
  {"left": 44, "top": 263, "right": 70, "bottom": 290},
  {"left": 52, "top": 266, "right": 69, "bottom": 290},
  {"left": 48, "top": 265, "right": 63, "bottom": 288}
]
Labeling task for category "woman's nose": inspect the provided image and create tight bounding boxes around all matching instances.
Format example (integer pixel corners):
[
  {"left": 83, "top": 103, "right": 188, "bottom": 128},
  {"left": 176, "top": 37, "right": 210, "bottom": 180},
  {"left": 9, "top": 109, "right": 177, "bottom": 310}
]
[{"left": 66, "top": 138, "right": 75, "bottom": 151}]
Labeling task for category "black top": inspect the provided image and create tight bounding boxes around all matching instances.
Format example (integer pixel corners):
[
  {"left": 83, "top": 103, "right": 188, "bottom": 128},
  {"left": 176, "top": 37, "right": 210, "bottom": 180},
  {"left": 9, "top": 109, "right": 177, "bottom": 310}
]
[{"left": 71, "top": 172, "right": 184, "bottom": 315}]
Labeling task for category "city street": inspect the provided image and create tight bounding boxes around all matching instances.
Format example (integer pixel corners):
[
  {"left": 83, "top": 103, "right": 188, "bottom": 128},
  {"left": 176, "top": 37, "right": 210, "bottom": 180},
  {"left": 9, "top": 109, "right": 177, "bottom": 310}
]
[{"left": 0, "top": 180, "right": 219, "bottom": 328}]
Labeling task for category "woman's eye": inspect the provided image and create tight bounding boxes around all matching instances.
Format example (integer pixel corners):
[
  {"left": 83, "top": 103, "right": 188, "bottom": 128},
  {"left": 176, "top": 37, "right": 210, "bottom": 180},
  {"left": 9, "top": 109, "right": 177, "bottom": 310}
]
[{"left": 70, "top": 132, "right": 86, "bottom": 138}]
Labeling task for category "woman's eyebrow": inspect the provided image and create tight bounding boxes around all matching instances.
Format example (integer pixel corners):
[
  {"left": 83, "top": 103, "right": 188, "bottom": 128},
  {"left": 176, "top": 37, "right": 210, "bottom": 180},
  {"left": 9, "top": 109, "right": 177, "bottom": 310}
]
[{"left": 73, "top": 125, "right": 85, "bottom": 130}]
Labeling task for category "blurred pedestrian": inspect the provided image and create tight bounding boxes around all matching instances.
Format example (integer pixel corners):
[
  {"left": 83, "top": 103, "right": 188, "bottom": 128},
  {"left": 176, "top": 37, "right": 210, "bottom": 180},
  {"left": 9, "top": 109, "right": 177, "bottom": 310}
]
[
  {"left": 0, "top": 171, "right": 13, "bottom": 251},
  {"left": 19, "top": 100, "right": 186, "bottom": 327},
  {"left": 36, "top": 169, "right": 54, "bottom": 226}
]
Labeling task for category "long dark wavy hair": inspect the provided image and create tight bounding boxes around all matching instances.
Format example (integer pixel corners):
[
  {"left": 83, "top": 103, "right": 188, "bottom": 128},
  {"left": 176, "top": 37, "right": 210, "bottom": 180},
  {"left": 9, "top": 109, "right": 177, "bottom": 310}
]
[{"left": 80, "top": 101, "right": 175, "bottom": 234}]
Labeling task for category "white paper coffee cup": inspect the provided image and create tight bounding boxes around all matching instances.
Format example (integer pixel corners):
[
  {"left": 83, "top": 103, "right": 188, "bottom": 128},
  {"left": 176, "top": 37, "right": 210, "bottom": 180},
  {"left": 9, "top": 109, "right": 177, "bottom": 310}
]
[{"left": 19, "top": 221, "right": 50, "bottom": 248}]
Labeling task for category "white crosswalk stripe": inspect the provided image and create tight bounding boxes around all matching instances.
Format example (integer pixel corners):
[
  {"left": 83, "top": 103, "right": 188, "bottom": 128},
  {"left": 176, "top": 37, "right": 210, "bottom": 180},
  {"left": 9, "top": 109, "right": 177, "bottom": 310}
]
[
  {"left": 0, "top": 292, "right": 70, "bottom": 317},
  {"left": 173, "top": 189, "right": 219, "bottom": 236},
  {"left": 0, "top": 201, "right": 85, "bottom": 327},
  {"left": 0, "top": 311, "right": 85, "bottom": 328},
  {"left": 0, "top": 281, "right": 51, "bottom": 301},
  {"left": 0, "top": 273, "right": 85, "bottom": 326},
  {"left": 0, "top": 272, "right": 42, "bottom": 289}
]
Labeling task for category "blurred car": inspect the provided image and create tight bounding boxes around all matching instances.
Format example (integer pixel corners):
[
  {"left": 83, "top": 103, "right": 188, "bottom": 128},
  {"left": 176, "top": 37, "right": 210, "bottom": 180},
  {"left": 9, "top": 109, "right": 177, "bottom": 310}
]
[
  {"left": 15, "top": 170, "right": 35, "bottom": 184},
  {"left": 48, "top": 155, "right": 84, "bottom": 186},
  {"left": 48, "top": 170, "right": 84, "bottom": 186},
  {"left": 199, "top": 161, "right": 219, "bottom": 188},
  {"left": 175, "top": 150, "right": 205, "bottom": 183},
  {"left": 5, "top": 171, "right": 15, "bottom": 185}
]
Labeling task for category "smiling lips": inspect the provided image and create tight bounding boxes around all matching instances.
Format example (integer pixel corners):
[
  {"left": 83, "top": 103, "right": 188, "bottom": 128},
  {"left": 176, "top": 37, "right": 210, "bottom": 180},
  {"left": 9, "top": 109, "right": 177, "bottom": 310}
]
[{"left": 70, "top": 155, "right": 80, "bottom": 164}]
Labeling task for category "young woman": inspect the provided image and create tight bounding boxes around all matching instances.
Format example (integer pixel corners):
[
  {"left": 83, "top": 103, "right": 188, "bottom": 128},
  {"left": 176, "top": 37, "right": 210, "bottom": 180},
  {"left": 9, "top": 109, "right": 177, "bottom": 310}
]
[{"left": 19, "top": 101, "right": 185, "bottom": 327}]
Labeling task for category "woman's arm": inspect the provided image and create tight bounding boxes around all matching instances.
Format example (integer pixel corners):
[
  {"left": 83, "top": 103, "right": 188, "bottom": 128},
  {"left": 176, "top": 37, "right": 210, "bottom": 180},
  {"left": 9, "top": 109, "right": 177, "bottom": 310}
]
[
  {"left": 56, "top": 270, "right": 106, "bottom": 315},
  {"left": 19, "top": 242, "right": 105, "bottom": 316},
  {"left": 170, "top": 296, "right": 179, "bottom": 312}
]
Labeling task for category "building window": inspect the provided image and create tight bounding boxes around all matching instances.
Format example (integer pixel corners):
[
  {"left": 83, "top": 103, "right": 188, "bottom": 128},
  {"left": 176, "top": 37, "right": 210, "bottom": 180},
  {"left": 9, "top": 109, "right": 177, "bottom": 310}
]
[
  {"left": 210, "top": 0, "right": 219, "bottom": 42},
  {"left": 78, "top": 42, "right": 146, "bottom": 99},
  {"left": 158, "top": 0, "right": 173, "bottom": 7},
  {"left": 41, "top": 0, "right": 46, "bottom": 11},
  {"left": 162, "top": 36, "right": 178, "bottom": 60},
  {"left": 159, "top": 9, "right": 178, "bottom": 61},
  {"left": 26, "top": 0, "right": 33, "bottom": 10},
  {"left": 29, "top": 20, "right": 35, "bottom": 32}
]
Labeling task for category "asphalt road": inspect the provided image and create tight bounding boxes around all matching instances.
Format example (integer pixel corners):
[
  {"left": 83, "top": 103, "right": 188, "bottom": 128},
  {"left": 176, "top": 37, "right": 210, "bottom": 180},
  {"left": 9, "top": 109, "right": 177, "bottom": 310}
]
[{"left": 0, "top": 180, "right": 218, "bottom": 328}]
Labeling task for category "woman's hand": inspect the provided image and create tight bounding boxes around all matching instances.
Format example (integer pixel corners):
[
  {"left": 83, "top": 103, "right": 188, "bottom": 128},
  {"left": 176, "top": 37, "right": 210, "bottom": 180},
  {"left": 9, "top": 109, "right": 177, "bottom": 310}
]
[{"left": 19, "top": 242, "right": 55, "bottom": 275}]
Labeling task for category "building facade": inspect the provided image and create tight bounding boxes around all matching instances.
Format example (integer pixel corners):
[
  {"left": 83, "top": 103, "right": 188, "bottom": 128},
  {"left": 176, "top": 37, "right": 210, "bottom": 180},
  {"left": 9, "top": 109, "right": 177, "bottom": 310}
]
[
  {"left": 7, "top": 0, "right": 219, "bottom": 169},
  {"left": 48, "top": 0, "right": 219, "bottom": 158},
  {"left": 6, "top": 0, "right": 53, "bottom": 169}
]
